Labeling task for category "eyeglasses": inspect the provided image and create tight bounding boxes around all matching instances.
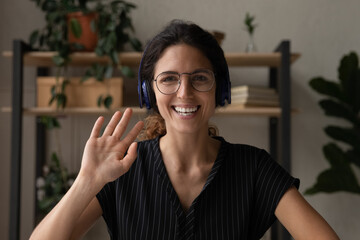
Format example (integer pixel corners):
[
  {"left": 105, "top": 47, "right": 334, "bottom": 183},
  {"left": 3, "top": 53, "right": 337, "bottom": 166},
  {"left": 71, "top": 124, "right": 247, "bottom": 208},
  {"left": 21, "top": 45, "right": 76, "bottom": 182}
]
[{"left": 154, "top": 69, "right": 215, "bottom": 95}]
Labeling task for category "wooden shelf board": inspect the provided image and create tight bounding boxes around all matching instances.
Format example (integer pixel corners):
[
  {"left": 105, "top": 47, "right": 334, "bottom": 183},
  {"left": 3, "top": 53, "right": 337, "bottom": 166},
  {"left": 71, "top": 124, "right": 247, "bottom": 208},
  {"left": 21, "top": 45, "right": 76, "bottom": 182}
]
[
  {"left": 1, "top": 106, "right": 293, "bottom": 117},
  {"left": 1, "top": 107, "right": 147, "bottom": 116},
  {"left": 214, "top": 105, "right": 282, "bottom": 116},
  {"left": 225, "top": 52, "right": 300, "bottom": 67},
  {"left": 3, "top": 51, "right": 300, "bottom": 67}
]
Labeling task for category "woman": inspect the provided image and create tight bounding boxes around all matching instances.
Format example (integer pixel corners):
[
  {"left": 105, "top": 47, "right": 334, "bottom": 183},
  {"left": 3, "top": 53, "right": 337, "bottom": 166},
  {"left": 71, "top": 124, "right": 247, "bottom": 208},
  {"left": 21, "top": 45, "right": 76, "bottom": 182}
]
[{"left": 30, "top": 20, "right": 339, "bottom": 240}]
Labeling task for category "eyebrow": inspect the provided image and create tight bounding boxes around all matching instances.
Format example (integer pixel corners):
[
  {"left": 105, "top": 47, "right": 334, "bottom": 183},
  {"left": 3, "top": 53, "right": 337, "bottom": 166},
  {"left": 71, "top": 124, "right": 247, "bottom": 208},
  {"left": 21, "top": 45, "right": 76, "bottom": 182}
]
[{"left": 158, "top": 68, "right": 212, "bottom": 75}]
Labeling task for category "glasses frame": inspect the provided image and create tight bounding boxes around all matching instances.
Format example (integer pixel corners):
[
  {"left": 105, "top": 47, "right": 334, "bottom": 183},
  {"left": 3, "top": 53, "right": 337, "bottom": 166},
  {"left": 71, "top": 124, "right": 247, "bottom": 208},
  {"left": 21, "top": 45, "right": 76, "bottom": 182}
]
[{"left": 153, "top": 69, "right": 216, "bottom": 95}]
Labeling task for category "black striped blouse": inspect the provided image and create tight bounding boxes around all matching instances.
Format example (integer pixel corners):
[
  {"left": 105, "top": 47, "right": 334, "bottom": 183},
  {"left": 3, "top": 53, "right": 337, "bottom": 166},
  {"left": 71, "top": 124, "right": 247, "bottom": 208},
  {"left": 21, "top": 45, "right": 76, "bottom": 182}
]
[{"left": 96, "top": 136, "right": 299, "bottom": 240}]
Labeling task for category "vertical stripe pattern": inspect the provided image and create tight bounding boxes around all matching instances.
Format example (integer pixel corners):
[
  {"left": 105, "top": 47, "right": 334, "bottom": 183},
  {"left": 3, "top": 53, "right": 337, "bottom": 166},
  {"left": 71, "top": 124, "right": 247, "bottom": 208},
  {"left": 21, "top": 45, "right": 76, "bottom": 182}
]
[{"left": 96, "top": 136, "right": 299, "bottom": 240}]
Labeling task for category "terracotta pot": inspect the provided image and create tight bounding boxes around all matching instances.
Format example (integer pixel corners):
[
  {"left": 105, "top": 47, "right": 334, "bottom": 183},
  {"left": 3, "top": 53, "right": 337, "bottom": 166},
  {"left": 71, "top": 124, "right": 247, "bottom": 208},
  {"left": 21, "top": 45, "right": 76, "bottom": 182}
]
[{"left": 67, "top": 12, "right": 98, "bottom": 51}]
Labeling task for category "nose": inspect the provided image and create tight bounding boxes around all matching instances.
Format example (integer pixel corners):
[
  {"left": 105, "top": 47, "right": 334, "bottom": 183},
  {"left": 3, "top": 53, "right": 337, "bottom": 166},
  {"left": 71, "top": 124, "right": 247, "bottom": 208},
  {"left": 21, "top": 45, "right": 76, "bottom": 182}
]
[{"left": 177, "top": 75, "right": 194, "bottom": 99}]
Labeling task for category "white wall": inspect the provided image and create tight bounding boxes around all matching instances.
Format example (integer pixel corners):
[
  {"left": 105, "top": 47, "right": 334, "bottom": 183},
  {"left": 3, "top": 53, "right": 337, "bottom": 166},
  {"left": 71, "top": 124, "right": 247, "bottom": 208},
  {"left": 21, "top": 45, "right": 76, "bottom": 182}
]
[{"left": 1, "top": 0, "right": 360, "bottom": 239}]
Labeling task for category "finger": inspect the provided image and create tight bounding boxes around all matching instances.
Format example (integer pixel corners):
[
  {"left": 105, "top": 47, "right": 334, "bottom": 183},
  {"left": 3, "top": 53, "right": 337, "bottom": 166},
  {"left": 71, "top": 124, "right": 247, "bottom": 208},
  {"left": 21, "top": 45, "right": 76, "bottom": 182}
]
[
  {"left": 102, "top": 111, "right": 122, "bottom": 136},
  {"left": 90, "top": 116, "right": 104, "bottom": 138},
  {"left": 121, "top": 121, "right": 144, "bottom": 147},
  {"left": 112, "top": 108, "right": 133, "bottom": 139},
  {"left": 120, "top": 142, "right": 138, "bottom": 172}
]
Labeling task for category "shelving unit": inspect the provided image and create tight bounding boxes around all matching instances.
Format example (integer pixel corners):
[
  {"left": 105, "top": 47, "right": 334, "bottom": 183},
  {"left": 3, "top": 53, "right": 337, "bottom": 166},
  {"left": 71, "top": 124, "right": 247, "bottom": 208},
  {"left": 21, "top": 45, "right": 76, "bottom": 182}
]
[{"left": 4, "top": 40, "right": 299, "bottom": 240}]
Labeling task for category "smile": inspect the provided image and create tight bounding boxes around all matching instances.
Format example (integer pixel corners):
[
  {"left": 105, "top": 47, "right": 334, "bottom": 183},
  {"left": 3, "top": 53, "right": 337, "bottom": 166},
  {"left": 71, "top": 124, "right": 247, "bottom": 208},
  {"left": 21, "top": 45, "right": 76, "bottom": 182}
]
[{"left": 173, "top": 106, "right": 199, "bottom": 116}]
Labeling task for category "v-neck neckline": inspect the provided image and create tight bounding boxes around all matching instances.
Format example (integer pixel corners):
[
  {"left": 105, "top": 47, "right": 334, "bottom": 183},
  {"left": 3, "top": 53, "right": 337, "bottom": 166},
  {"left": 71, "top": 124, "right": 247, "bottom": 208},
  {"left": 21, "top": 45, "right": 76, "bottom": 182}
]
[{"left": 153, "top": 135, "right": 228, "bottom": 220}]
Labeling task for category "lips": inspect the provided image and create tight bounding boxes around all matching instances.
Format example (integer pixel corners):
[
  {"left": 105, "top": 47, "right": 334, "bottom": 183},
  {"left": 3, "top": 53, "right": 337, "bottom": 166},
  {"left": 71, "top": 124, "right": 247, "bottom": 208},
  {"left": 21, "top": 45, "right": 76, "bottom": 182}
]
[{"left": 173, "top": 106, "right": 199, "bottom": 116}]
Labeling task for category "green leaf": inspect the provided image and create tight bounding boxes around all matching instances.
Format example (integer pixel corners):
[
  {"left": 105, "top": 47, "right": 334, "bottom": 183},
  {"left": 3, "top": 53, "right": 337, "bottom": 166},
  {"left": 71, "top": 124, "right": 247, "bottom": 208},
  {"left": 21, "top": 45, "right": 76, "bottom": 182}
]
[
  {"left": 110, "top": 50, "right": 119, "bottom": 65},
  {"left": 104, "top": 95, "right": 113, "bottom": 109},
  {"left": 49, "top": 95, "right": 56, "bottom": 106},
  {"left": 81, "top": 69, "right": 93, "bottom": 82},
  {"left": 50, "top": 85, "right": 56, "bottom": 97},
  {"left": 304, "top": 167, "right": 360, "bottom": 195},
  {"left": 106, "top": 22, "right": 116, "bottom": 32},
  {"left": 57, "top": 93, "right": 67, "bottom": 109},
  {"left": 38, "top": 197, "right": 56, "bottom": 212},
  {"left": 51, "top": 152, "right": 60, "bottom": 167},
  {"left": 338, "top": 52, "right": 358, "bottom": 98},
  {"left": 319, "top": 99, "right": 358, "bottom": 125},
  {"left": 104, "top": 65, "right": 113, "bottom": 79},
  {"left": 71, "top": 43, "right": 85, "bottom": 50},
  {"left": 40, "top": 116, "right": 60, "bottom": 130},
  {"left": 95, "top": 46, "right": 104, "bottom": 56},
  {"left": 345, "top": 149, "right": 360, "bottom": 168},
  {"left": 97, "top": 95, "right": 103, "bottom": 107},
  {"left": 61, "top": 79, "right": 70, "bottom": 92},
  {"left": 70, "top": 18, "right": 82, "bottom": 39},
  {"left": 104, "top": 32, "right": 117, "bottom": 54},
  {"left": 353, "top": 69, "right": 360, "bottom": 112},
  {"left": 129, "top": 37, "right": 142, "bottom": 51},
  {"left": 309, "top": 77, "right": 343, "bottom": 101},
  {"left": 305, "top": 142, "right": 360, "bottom": 195},
  {"left": 322, "top": 143, "right": 346, "bottom": 167},
  {"left": 90, "top": 19, "right": 97, "bottom": 33},
  {"left": 94, "top": 64, "right": 105, "bottom": 81},
  {"left": 52, "top": 55, "right": 65, "bottom": 67},
  {"left": 29, "top": 30, "right": 39, "bottom": 47},
  {"left": 324, "top": 126, "right": 360, "bottom": 148},
  {"left": 120, "top": 66, "right": 134, "bottom": 77}
]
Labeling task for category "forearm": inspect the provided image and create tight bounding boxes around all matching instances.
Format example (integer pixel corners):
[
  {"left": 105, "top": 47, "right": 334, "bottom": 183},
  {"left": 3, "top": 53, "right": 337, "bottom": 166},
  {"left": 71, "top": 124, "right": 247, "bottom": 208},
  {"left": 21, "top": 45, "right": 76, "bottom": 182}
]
[
  {"left": 276, "top": 187, "right": 339, "bottom": 240},
  {"left": 30, "top": 175, "right": 102, "bottom": 240}
]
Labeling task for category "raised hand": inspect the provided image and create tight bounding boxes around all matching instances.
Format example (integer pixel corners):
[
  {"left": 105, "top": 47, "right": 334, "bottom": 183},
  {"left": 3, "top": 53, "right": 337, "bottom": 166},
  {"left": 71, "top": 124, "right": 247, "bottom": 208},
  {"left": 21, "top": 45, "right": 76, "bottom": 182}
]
[{"left": 79, "top": 108, "right": 144, "bottom": 190}]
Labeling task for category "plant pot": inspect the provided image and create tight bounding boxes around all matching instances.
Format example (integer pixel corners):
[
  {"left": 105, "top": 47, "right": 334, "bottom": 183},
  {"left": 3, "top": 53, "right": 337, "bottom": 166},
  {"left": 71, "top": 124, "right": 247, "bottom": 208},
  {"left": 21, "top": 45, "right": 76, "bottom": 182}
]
[
  {"left": 37, "top": 77, "right": 123, "bottom": 109},
  {"left": 67, "top": 11, "right": 98, "bottom": 51}
]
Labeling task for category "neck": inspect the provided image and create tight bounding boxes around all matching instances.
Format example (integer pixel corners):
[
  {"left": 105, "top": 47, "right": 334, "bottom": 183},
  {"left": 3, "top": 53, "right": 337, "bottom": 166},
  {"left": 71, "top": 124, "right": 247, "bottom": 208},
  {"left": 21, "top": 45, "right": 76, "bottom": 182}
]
[{"left": 159, "top": 130, "right": 220, "bottom": 172}]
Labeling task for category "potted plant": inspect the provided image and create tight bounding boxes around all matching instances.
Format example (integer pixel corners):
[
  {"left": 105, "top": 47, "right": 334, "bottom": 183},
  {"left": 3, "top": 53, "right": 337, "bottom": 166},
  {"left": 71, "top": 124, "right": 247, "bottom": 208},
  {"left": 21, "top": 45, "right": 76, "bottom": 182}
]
[
  {"left": 243, "top": 12, "right": 258, "bottom": 52},
  {"left": 29, "top": 0, "right": 142, "bottom": 109},
  {"left": 305, "top": 52, "right": 360, "bottom": 195}
]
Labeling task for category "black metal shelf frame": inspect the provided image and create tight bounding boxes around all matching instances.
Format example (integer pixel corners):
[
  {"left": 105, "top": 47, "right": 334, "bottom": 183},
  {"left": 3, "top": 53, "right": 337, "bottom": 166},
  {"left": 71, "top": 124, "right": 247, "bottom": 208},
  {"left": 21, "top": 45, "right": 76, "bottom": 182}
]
[{"left": 8, "top": 40, "right": 294, "bottom": 240}]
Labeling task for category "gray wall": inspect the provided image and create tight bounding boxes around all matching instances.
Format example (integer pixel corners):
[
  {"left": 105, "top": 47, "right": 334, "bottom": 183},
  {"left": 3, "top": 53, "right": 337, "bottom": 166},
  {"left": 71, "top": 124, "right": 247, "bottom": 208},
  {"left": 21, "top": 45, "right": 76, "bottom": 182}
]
[{"left": 1, "top": 0, "right": 360, "bottom": 239}]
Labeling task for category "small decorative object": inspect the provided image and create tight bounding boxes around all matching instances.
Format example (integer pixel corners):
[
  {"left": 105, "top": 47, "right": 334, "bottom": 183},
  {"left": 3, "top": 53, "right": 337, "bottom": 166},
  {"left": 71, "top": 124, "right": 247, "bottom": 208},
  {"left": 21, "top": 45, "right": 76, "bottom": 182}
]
[
  {"left": 244, "top": 12, "right": 258, "bottom": 52},
  {"left": 305, "top": 52, "right": 360, "bottom": 195}
]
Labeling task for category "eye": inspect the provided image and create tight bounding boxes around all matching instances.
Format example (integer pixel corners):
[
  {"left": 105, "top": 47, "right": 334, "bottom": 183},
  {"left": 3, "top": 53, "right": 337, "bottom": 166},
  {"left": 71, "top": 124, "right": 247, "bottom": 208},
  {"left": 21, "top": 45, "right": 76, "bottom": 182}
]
[
  {"left": 192, "top": 73, "right": 210, "bottom": 83},
  {"left": 158, "top": 74, "right": 179, "bottom": 84}
]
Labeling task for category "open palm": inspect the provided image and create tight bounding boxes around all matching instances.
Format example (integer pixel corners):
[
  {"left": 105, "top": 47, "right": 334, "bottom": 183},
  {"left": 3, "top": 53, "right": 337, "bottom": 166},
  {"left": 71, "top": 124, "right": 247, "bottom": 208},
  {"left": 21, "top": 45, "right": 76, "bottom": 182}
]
[{"left": 80, "top": 108, "right": 144, "bottom": 189}]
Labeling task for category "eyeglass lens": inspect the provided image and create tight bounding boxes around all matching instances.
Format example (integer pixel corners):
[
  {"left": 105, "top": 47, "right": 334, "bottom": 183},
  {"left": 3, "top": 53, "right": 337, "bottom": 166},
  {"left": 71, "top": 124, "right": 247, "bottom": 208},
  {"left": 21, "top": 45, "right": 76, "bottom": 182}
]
[{"left": 155, "top": 69, "right": 215, "bottom": 95}]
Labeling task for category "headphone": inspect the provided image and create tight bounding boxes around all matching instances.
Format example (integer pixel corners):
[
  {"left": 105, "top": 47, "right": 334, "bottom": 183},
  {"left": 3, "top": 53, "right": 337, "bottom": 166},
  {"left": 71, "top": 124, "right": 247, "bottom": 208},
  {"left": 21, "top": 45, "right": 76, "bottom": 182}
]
[{"left": 138, "top": 44, "right": 231, "bottom": 109}]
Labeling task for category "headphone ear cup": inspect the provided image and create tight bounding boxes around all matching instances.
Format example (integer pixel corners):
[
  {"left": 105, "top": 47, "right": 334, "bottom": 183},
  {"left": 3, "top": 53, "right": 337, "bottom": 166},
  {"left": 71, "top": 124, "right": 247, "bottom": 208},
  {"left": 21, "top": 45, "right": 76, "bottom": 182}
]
[{"left": 142, "top": 81, "right": 152, "bottom": 109}]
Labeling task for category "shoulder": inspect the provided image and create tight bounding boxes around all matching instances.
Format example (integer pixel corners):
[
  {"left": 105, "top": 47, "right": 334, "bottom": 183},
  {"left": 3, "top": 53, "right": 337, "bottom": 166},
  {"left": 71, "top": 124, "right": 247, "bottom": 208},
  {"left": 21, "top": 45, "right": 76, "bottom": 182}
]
[
  {"left": 215, "top": 136, "right": 270, "bottom": 162},
  {"left": 137, "top": 137, "right": 160, "bottom": 154}
]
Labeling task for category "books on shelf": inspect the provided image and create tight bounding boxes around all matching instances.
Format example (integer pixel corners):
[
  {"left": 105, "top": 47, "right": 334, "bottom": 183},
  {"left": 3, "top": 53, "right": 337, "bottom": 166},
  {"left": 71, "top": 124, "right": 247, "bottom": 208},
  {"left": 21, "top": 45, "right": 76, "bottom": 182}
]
[{"left": 231, "top": 85, "right": 279, "bottom": 107}]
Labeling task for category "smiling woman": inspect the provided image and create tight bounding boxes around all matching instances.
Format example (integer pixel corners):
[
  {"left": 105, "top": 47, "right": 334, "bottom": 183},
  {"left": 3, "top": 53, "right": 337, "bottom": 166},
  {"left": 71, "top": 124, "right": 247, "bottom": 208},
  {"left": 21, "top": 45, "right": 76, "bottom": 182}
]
[{"left": 29, "top": 20, "right": 339, "bottom": 240}]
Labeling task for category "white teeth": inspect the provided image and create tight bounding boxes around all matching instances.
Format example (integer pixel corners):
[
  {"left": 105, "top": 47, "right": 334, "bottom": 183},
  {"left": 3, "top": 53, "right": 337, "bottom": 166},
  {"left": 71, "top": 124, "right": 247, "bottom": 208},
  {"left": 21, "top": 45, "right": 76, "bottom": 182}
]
[
  {"left": 174, "top": 106, "right": 198, "bottom": 115},
  {"left": 174, "top": 106, "right": 198, "bottom": 113}
]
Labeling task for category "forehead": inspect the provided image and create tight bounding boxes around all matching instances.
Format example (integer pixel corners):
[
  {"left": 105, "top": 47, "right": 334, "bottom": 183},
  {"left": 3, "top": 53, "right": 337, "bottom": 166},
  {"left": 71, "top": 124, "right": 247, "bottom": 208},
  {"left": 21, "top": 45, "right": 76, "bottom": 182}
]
[{"left": 154, "top": 44, "right": 213, "bottom": 75}]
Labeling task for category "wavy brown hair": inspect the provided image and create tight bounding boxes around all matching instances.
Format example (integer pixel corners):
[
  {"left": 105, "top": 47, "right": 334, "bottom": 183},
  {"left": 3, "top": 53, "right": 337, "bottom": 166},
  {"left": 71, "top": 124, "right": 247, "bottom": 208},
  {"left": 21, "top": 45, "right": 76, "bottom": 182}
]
[{"left": 138, "top": 113, "right": 218, "bottom": 141}]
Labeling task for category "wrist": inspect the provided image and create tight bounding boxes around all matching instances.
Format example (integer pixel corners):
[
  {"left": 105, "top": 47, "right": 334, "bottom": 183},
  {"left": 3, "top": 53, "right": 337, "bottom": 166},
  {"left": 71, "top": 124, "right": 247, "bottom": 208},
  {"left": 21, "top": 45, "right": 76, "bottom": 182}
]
[{"left": 73, "top": 171, "right": 104, "bottom": 197}]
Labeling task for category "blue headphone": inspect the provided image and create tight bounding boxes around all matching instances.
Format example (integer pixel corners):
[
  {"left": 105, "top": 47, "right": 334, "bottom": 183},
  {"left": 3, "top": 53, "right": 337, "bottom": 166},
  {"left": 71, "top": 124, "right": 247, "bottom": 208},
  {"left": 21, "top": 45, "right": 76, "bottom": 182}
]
[{"left": 138, "top": 45, "right": 231, "bottom": 109}]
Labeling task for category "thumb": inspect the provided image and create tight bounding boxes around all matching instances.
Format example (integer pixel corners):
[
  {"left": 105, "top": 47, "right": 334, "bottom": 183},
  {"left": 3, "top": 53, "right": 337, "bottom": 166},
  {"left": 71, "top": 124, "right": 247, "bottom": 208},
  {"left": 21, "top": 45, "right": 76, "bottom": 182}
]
[{"left": 119, "top": 142, "right": 138, "bottom": 173}]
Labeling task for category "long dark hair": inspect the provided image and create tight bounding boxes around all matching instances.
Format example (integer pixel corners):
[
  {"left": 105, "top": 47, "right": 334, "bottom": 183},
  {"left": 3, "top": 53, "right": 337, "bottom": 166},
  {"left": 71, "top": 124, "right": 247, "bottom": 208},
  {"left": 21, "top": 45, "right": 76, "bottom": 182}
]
[{"left": 138, "top": 20, "right": 226, "bottom": 140}]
